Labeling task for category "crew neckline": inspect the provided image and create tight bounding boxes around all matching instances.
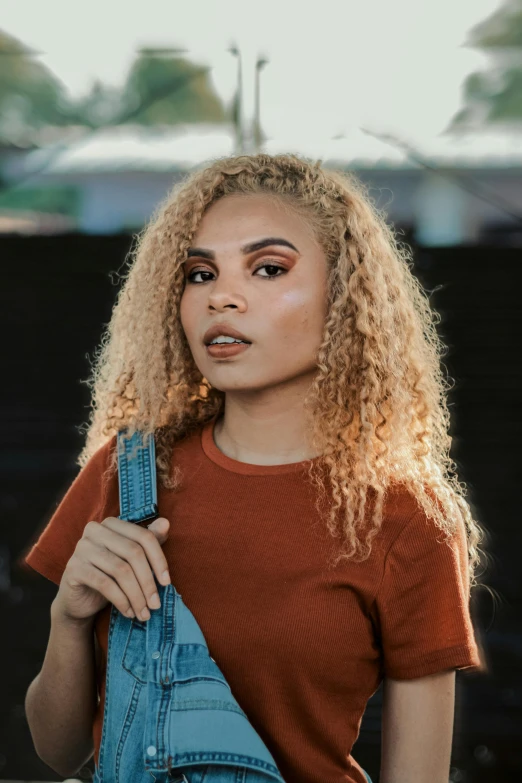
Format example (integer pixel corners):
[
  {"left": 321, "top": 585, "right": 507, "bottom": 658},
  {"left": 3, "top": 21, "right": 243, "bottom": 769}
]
[{"left": 201, "top": 415, "right": 323, "bottom": 475}]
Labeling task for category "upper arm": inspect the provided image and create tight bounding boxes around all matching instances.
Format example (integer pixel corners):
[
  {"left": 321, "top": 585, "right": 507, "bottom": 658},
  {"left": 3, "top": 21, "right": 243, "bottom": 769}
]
[{"left": 380, "top": 669, "right": 456, "bottom": 783}]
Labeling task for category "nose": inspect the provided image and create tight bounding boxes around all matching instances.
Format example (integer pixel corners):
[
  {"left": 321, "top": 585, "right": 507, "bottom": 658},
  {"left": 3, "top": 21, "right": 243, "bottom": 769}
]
[{"left": 207, "top": 283, "right": 247, "bottom": 313}]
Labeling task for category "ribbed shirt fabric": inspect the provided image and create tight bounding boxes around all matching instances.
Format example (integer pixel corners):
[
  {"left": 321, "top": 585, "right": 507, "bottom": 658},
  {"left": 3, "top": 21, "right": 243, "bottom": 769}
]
[{"left": 22, "top": 414, "right": 485, "bottom": 783}]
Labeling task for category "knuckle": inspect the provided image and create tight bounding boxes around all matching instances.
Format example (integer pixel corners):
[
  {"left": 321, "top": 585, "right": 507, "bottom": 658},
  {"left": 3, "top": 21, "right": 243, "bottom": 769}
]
[
  {"left": 127, "top": 540, "right": 142, "bottom": 558},
  {"left": 73, "top": 539, "right": 88, "bottom": 559},
  {"left": 76, "top": 532, "right": 91, "bottom": 547},
  {"left": 114, "top": 559, "right": 131, "bottom": 577},
  {"left": 94, "top": 571, "right": 110, "bottom": 591},
  {"left": 141, "top": 528, "right": 156, "bottom": 544}
]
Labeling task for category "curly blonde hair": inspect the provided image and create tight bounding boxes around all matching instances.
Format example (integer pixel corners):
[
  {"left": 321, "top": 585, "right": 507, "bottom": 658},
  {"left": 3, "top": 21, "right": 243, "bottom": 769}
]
[{"left": 78, "top": 151, "right": 490, "bottom": 592}]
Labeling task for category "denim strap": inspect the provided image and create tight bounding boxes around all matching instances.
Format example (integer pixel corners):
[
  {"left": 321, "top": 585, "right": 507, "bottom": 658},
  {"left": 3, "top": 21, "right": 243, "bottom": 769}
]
[{"left": 116, "top": 429, "right": 158, "bottom": 523}]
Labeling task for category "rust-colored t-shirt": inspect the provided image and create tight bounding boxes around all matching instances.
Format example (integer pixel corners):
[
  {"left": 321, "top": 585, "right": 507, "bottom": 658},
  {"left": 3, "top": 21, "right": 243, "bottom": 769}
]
[{"left": 21, "top": 415, "right": 486, "bottom": 783}]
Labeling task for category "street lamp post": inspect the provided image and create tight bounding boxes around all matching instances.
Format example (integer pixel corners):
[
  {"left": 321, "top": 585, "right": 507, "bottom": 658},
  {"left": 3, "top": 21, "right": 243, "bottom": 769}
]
[
  {"left": 253, "top": 55, "right": 269, "bottom": 153},
  {"left": 228, "top": 44, "right": 244, "bottom": 154}
]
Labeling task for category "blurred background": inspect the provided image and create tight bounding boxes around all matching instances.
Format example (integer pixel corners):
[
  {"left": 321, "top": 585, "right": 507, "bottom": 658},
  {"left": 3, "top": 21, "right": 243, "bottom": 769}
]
[{"left": 0, "top": 0, "right": 520, "bottom": 781}]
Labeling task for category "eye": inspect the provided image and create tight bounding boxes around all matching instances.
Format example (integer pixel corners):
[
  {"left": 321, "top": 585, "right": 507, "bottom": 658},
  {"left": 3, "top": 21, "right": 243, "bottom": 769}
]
[
  {"left": 185, "top": 261, "right": 287, "bottom": 284},
  {"left": 186, "top": 269, "right": 212, "bottom": 284},
  {"left": 254, "top": 262, "right": 287, "bottom": 279}
]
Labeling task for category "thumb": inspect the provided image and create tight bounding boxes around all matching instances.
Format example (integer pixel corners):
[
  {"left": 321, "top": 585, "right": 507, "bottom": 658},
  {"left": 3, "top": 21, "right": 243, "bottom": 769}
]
[{"left": 147, "top": 517, "right": 170, "bottom": 539}]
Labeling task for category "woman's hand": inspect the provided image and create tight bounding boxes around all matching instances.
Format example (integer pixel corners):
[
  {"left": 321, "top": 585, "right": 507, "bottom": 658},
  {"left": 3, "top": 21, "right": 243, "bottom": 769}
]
[{"left": 51, "top": 517, "right": 171, "bottom": 625}]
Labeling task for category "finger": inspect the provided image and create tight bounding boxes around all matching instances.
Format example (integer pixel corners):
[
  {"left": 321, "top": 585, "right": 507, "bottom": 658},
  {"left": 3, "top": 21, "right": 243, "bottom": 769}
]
[
  {"left": 77, "top": 539, "right": 154, "bottom": 621},
  {"left": 96, "top": 518, "right": 170, "bottom": 586},
  {"left": 68, "top": 555, "right": 137, "bottom": 619},
  {"left": 85, "top": 520, "right": 168, "bottom": 611}
]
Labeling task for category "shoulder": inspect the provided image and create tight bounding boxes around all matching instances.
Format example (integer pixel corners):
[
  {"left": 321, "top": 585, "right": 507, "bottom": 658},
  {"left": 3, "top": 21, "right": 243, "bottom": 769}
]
[
  {"left": 376, "top": 482, "right": 422, "bottom": 550},
  {"left": 19, "top": 433, "right": 120, "bottom": 585}
]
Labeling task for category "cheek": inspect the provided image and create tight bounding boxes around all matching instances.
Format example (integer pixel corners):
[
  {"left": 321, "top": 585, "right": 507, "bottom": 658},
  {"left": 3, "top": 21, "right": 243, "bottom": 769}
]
[{"left": 271, "top": 290, "right": 321, "bottom": 338}]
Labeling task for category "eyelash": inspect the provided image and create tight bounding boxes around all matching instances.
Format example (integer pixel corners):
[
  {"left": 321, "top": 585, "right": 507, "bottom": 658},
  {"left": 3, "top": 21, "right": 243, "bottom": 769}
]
[{"left": 186, "top": 261, "right": 287, "bottom": 284}]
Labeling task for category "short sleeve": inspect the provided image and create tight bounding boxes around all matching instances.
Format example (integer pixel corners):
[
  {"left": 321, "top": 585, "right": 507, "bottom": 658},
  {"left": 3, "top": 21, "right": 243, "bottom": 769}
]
[
  {"left": 372, "top": 509, "right": 487, "bottom": 679},
  {"left": 18, "top": 435, "right": 118, "bottom": 587}
]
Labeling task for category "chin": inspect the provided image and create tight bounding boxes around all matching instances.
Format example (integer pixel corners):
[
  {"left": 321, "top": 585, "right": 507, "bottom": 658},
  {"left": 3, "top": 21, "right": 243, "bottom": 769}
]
[
  {"left": 203, "top": 369, "right": 266, "bottom": 391},
  {"left": 207, "top": 380, "right": 260, "bottom": 393}
]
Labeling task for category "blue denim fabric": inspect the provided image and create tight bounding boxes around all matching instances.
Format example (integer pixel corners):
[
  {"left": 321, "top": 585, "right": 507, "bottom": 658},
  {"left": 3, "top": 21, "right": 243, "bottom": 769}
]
[{"left": 93, "top": 429, "right": 373, "bottom": 783}]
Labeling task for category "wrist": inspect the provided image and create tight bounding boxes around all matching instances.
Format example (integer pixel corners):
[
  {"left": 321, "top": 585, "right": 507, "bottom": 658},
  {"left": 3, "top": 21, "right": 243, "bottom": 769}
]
[{"left": 50, "top": 598, "right": 95, "bottom": 633}]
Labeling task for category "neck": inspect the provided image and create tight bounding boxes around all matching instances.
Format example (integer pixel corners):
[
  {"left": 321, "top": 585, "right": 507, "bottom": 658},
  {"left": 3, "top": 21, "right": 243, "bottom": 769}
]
[{"left": 213, "top": 377, "right": 322, "bottom": 466}]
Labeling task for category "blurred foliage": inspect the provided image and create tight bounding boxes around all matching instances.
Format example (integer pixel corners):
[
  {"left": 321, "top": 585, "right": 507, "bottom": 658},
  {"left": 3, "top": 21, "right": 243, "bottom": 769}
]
[
  {"left": 118, "top": 50, "right": 227, "bottom": 125},
  {"left": 0, "top": 29, "right": 229, "bottom": 144},
  {"left": 0, "top": 30, "right": 74, "bottom": 140},
  {"left": 449, "top": 0, "right": 522, "bottom": 129}
]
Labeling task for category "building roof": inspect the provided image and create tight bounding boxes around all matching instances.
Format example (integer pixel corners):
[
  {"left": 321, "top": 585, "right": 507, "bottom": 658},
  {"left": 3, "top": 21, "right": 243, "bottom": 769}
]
[{"left": 6, "top": 122, "right": 522, "bottom": 182}]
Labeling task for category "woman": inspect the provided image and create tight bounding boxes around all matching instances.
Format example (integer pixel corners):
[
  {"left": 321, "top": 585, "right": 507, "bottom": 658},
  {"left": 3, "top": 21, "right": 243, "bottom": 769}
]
[{"left": 23, "top": 152, "right": 487, "bottom": 783}]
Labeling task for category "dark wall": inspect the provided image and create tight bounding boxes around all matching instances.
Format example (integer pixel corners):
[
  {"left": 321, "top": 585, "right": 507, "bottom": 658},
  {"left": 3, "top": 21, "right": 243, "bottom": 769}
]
[{"left": 1, "top": 234, "right": 520, "bottom": 782}]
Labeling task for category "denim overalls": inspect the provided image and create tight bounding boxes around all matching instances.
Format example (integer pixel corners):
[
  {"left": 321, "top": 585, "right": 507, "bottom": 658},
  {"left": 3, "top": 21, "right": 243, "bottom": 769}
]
[{"left": 92, "top": 429, "right": 373, "bottom": 783}]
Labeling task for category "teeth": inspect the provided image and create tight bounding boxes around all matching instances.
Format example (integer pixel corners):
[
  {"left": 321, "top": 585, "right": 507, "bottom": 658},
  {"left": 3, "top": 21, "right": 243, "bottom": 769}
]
[{"left": 210, "top": 336, "right": 246, "bottom": 344}]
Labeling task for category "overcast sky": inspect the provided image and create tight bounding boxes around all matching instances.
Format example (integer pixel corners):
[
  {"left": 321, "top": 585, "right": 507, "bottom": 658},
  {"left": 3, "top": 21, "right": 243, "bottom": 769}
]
[{"left": 0, "top": 0, "right": 502, "bottom": 143}]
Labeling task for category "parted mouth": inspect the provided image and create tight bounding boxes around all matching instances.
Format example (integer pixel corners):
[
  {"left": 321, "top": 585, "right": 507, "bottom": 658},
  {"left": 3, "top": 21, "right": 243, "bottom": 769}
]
[{"left": 203, "top": 323, "right": 252, "bottom": 345}]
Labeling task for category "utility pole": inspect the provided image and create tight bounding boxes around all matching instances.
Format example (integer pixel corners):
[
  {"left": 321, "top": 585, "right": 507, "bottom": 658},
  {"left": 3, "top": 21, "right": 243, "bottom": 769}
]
[
  {"left": 253, "top": 55, "right": 269, "bottom": 152},
  {"left": 228, "top": 44, "right": 244, "bottom": 154}
]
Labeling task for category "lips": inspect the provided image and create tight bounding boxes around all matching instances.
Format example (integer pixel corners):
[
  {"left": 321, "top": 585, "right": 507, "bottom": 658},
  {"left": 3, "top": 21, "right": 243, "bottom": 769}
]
[
  {"left": 206, "top": 341, "right": 251, "bottom": 357},
  {"left": 203, "top": 323, "right": 252, "bottom": 345}
]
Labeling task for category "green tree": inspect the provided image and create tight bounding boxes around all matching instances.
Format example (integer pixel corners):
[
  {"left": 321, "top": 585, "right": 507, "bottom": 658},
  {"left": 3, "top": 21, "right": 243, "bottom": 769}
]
[
  {"left": 448, "top": 0, "right": 522, "bottom": 129},
  {"left": 65, "top": 80, "right": 127, "bottom": 128},
  {"left": 116, "top": 49, "right": 226, "bottom": 125},
  {"left": 0, "top": 30, "right": 73, "bottom": 142},
  {"left": 0, "top": 30, "right": 228, "bottom": 136}
]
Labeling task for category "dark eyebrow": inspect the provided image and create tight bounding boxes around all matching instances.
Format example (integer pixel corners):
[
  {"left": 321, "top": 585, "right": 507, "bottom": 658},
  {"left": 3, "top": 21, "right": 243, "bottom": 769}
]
[{"left": 186, "top": 236, "right": 299, "bottom": 260}]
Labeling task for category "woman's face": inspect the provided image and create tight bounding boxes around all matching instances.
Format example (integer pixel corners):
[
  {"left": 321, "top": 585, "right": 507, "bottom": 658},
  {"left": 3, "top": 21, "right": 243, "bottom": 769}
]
[{"left": 179, "top": 193, "right": 328, "bottom": 394}]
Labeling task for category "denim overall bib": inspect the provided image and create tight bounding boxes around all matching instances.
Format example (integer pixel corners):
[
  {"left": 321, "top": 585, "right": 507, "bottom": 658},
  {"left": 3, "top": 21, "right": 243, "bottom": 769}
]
[{"left": 93, "top": 429, "right": 373, "bottom": 783}]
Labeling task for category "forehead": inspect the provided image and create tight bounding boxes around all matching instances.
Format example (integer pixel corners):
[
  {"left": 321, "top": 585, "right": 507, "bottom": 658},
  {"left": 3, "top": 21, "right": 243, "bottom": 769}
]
[{"left": 193, "top": 193, "right": 318, "bottom": 246}]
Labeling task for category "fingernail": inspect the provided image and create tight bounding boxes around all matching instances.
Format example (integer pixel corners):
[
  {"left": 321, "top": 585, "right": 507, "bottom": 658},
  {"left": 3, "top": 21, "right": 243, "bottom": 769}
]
[
  {"left": 126, "top": 608, "right": 135, "bottom": 618},
  {"left": 161, "top": 570, "right": 171, "bottom": 584},
  {"left": 149, "top": 592, "right": 161, "bottom": 609},
  {"left": 141, "top": 608, "right": 151, "bottom": 621}
]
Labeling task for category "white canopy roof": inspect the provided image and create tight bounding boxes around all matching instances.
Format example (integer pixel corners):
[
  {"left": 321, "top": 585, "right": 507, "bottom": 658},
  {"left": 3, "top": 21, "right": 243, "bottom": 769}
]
[{"left": 11, "top": 122, "right": 522, "bottom": 179}]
